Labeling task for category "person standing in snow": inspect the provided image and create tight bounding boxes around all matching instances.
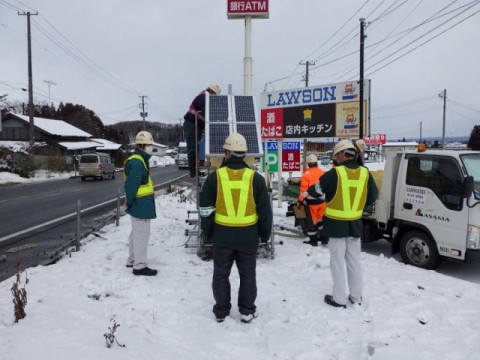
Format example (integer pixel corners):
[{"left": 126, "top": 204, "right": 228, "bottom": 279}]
[
  {"left": 308, "top": 139, "right": 377, "bottom": 308},
  {"left": 298, "top": 154, "right": 326, "bottom": 247},
  {"left": 124, "top": 131, "right": 157, "bottom": 276},
  {"left": 199, "top": 133, "right": 273, "bottom": 323},
  {"left": 183, "top": 84, "right": 221, "bottom": 177}
]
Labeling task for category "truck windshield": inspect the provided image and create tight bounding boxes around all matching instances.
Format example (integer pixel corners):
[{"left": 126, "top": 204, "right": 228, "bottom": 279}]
[
  {"left": 178, "top": 147, "right": 187, "bottom": 154},
  {"left": 461, "top": 154, "right": 480, "bottom": 199}
]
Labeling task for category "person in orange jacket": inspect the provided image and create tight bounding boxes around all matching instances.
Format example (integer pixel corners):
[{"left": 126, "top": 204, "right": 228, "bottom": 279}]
[{"left": 298, "top": 154, "right": 326, "bottom": 246}]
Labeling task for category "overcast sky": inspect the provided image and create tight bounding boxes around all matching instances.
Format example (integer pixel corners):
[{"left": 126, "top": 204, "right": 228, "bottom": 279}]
[{"left": 1, "top": 0, "right": 479, "bottom": 141}]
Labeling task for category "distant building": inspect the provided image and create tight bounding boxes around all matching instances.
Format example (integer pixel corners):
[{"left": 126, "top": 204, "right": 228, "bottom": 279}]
[
  {"left": 0, "top": 113, "right": 125, "bottom": 160},
  {"left": 127, "top": 141, "right": 168, "bottom": 157}
]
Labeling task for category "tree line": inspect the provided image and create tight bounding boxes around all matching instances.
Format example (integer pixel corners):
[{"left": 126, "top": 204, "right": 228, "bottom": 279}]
[
  {"left": 1, "top": 100, "right": 183, "bottom": 148},
  {"left": 2, "top": 98, "right": 478, "bottom": 150}
]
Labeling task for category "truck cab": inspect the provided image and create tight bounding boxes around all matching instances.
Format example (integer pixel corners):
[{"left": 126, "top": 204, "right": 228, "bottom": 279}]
[{"left": 363, "top": 143, "right": 480, "bottom": 269}]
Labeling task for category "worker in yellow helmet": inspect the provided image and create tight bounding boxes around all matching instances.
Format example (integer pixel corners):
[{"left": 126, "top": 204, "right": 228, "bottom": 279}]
[
  {"left": 199, "top": 133, "right": 273, "bottom": 324},
  {"left": 183, "top": 84, "right": 221, "bottom": 177},
  {"left": 124, "top": 131, "right": 157, "bottom": 276},
  {"left": 308, "top": 139, "right": 378, "bottom": 308},
  {"left": 352, "top": 139, "right": 366, "bottom": 166}
]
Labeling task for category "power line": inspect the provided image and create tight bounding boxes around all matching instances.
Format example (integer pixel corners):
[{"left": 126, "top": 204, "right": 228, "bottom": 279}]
[
  {"left": 332, "top": 0, "right": 480, "bottom": 81},
  {"left": 37, "top": 15, "right": 141, "bottom": 96},
  {"left": 366, "top": 7, "right": 480, "bottom": 76},
  {"left": 31, "top": 19, "right": 140, "bottom": 97},
  {"left": 369, "top": 0, "right": 409, "bottom": 24},
  {"left": 301, "top": 0, "right": 371, "bottom": 62},
  {"left": 266, "top": 0, "right": 371, "bottom": 90},
  {"left": 448, "top": 99, "right": 480, "bottom": 113},
  {"left": 0, "top": 0, "right": 22, "bottom": 11},
  {"left": 1, "top": 0, "right": 141, "bottom": 99}
]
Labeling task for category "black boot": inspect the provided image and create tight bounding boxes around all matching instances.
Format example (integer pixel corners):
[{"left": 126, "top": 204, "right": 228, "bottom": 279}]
[
  {"left": 320, "top": 235, "right": 329, "bottom": 246},
  {"left": 303, "top": 236, "right": 318, "bottom": 247}
]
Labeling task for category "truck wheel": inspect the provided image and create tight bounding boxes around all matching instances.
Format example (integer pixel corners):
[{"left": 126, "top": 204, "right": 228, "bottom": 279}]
[{"left": 400, "top": 231, "right": 439, "bottom": 269}]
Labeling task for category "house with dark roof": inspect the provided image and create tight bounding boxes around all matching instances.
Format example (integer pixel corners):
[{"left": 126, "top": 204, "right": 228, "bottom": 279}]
[{"left": 0, "top": 113, "right": 126, "bottom": 158}]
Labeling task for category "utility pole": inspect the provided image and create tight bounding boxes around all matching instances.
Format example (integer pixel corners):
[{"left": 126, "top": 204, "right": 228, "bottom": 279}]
[
  {"left": 19, "top": 11, "right": 38, "bottom": 147},
  {"left": 299, "top": 60, "right": 314, "bottom": 170},
  {"left": 299, "top": 60, "right": 315, "bottom": 87},
  {"left": 359, "top": 18, "right": 366, "bottom": 140},
  {"left": 438, "top": 89, "right": 447, "bottom": 149},
  {"left": 139, "top": 95, "right": 148, "bottom": 130},
  {"left": 244, "top": 15, "right": 253, "bottom": 95},
  {"left": 43, "top": 80, "right": 57, "bottom": 104},
  {"left": 178, "top": 118, "right": 184, "bottom": 142}
]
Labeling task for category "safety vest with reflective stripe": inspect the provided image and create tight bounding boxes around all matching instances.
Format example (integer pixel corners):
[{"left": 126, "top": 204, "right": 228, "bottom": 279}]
[
  {"left": 214, "top": 167, "right": 258, "bottom": 227},
  {"left": 325, "top": 166, "right": 368, "bottom": 220},
  {"left": 124, "top": 154, "right": 154, "bottom": 198}
]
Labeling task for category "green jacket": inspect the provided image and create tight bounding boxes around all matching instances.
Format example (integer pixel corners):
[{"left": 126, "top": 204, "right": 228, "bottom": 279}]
[
  {"left": 199, "top": 156, "right": 273, "bottom": 252},
  {"left": 308, "top": 160, "right": 378, "bottom": 238},
  {"left": 124, "top": 149, "right": 156, "bottom": 220}
]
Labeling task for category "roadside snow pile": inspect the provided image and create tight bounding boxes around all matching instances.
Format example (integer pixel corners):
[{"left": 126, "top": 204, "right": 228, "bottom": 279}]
[{"left": 1, "top": 189, "right": 480, "bottom": 359}]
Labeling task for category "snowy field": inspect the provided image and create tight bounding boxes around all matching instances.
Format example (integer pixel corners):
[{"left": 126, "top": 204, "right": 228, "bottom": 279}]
[{"left": 1, "top": 162, "right": 480, "bottom": 359}]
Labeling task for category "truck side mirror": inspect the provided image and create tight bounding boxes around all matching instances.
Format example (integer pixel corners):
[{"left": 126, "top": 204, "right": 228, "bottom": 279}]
[{"left": 462, "top": 176, "right": 474, "bottom": 198}]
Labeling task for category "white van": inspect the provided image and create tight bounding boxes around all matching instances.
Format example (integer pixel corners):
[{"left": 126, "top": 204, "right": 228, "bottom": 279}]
[
  {"left": 78, "top": 153, "right": 116, "bottom": 181},
  {"left": 176, "top": 142, "right": 188, "bottom": 169}
]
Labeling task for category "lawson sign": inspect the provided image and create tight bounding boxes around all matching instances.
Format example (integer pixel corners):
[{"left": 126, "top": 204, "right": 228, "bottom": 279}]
[
  {"left": 260, "top": 80, "right": 371, "bottom": 139},
  {"left": 261, "top": 80, "right": 369, "bottom": 109},
  {"left": 263, "top": 141, "right": 301, "bottom": 173}
]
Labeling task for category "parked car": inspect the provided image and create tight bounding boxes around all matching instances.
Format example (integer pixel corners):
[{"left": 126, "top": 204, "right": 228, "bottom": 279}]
[
  {"left": 320, "top": 156, "right": 331, "bottom": 165},
  {"left": 78, "top": 153, "right": 115, "bottom": 181}
]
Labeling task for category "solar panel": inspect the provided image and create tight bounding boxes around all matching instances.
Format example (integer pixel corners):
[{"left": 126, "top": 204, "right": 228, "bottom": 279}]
[
  {"left": 208, "top": 96, "right": 229, "bottom": 123},
  {"left": 234, "top": 96, "right": 256, "bottom": 122},
  {"left": 205, "top": 93, "right": 262, "bottom": 157},
  {"left": 209, "top": 123, "right": 231, "bottom": 155},
  {"left": 236, "top": 123, "right": 260, "bottom": 153}
]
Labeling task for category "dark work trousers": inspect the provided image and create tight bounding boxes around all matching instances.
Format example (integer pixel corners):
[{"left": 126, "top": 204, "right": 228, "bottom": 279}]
[
  {"left": 212, "top": 246, "right": 257, "bottom": 319},
  {"left": 183, "top": 119, "right": 204, "bottom": 175}
]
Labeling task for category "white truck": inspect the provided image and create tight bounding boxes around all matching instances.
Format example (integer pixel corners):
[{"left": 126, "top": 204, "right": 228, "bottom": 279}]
[
  {"left": 175, "top": 142, "right": 188, "bottom": 169},
  {"left": 363, "top": 143, "right": 480, "bottom": 269}
]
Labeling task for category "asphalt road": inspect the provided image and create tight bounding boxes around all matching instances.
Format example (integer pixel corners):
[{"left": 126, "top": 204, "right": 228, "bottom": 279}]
[{"left": 0, "top": 165, "right": 192, "bottom": 282}]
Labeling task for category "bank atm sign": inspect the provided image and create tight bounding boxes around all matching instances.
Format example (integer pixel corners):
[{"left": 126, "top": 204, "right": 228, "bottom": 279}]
[
  {"left": 227, "top": 0, "right": 269, "bottom": 18},
  {"left": 263, "top": 141, "right": 301, "bottom": 173}
]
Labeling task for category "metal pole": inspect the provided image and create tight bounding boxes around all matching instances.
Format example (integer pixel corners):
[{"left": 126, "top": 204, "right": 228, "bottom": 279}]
[
  {"left": 299, "top": 61, "right": 314, "bottom": 87},
  {"left": 195, "top": 112, "right": 200, "bottom": 209},
  {"left": 76, "top": 199, "right": 81, "bottom": 251},
  {"left": 18, "top": 11, "right": 38, "bottom": 146},
  {"left": 359, "top": 18, "right": 366, "bottom": 139},
  {"left": 277, "top": 139, "right": 283, "bottom": 208},
  {"left": 269, "top": 189, "right": 275, "bottom": 259},
  {"left": 139, "top": 95, "right": 147, "bottom": 130},
  {"left": 116, "top": 188, "right": 121, "bottom": 226},
  {"left": 244, "top": 15, "right": 252, "bottom": 95},
  {"left": 441, "top": 89, "right": 446, "bottom": 149},
  {"left": 264, "top": 140, "right": 270, "bottom": 188}
]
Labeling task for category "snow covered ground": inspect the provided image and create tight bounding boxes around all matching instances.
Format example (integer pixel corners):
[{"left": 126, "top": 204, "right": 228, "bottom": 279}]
[{"left": 1, "top": 162, "right": 480, "bottom": 359}]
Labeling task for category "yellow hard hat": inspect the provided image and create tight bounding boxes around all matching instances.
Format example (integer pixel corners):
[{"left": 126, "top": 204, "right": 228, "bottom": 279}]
[
  {"left": 135, "top": 131, "right": 153, "bottom": 145},
  {"left": 223, "top": 133, "right": 247, "bottom": 152},
  {"left": 306, "top": 154, "right": 318, "bottom": 163},
  {"left": 333, "top": 139, "right": 355, "bottom": 156},
  {"left": 207, "top": 84, "right": 221, "bottom": 95},
  {"left": 353, "top": 139, "right": 366, "bottom": 152}
]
